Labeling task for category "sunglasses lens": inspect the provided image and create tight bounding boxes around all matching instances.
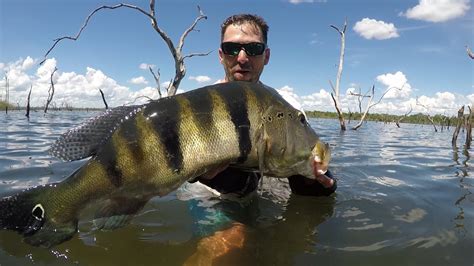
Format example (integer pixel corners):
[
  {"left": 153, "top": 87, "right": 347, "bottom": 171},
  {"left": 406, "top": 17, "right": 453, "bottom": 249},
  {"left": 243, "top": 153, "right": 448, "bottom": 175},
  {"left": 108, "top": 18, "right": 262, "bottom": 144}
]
[
  {"left": 221, "top": 42, "right": 242, "bottom": 56},
  {"left": 221, "top": 42, "right": 266, "bottom": 56},
  {"left": 244, "top": 43, "right": 266, "bottom": 56}
]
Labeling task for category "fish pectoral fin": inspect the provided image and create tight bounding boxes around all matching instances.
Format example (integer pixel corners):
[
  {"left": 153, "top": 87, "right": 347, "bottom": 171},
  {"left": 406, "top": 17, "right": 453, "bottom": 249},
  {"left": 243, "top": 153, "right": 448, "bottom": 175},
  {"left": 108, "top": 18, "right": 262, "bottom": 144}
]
[
  {"left": 200, "top": 163, "right": 230, "bottom": 180},
  {"left": 93, "top": 196, "right": 150, "bottom": 231},
  {"left": 24, "top": 220, "right": 78, "bottom": 248}
]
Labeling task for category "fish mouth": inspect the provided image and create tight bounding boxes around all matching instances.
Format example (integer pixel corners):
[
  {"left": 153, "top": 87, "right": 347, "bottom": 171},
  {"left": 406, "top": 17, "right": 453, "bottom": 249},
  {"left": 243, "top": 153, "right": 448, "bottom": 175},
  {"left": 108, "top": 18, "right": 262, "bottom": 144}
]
[{"left": 312, "top": 157, "right": 334, "bottom": 188}]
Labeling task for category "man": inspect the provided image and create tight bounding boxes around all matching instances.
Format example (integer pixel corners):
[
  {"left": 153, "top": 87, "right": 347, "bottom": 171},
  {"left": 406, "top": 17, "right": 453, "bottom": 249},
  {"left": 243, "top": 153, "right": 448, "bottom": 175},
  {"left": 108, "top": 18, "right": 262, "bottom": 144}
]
[
  {"left": 191, "top": 13, "right": 337, "bottom": 198},
  {"left": 182, "top": 14, "right": 338, "bottom": 265}
]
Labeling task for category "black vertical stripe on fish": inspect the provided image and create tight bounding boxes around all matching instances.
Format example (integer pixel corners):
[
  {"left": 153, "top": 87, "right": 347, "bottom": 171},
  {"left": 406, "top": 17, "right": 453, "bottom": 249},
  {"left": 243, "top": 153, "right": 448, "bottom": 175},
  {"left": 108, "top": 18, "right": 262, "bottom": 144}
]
[
  {"left": 218, "top": 84, "right": 252, "bottom": 163},
  {"left": 187, "top": 89, "right": 214, "bottom": 128},
  {"left": 145, "top": 97, "right": 183, "bottom": 173},
  {"left": 105, "top": 160, "right": 123, "bottom": 187},
  {"left": 119, "top": 115, "right": 144, "bottom": 163},
  {"left": 99, "top": 144, "right": 123, "bottom": 188}
]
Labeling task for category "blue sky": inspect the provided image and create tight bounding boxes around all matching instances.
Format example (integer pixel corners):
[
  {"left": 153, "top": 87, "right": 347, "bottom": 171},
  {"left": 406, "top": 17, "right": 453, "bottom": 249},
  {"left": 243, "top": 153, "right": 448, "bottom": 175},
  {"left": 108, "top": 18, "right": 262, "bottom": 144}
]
[{"left": 1, "top": 0, "right": 473, "bottom": 115}]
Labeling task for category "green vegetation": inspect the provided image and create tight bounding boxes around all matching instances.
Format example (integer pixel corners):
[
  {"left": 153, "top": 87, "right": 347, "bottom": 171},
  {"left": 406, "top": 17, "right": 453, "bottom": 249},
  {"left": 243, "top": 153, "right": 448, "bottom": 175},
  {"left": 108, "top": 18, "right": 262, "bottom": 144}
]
[
  {"left": 307, "top": 110, "right": 472, "bottom": 127},
  {"left": 0, "top": 100, "right": 14, "bottom": 110}
]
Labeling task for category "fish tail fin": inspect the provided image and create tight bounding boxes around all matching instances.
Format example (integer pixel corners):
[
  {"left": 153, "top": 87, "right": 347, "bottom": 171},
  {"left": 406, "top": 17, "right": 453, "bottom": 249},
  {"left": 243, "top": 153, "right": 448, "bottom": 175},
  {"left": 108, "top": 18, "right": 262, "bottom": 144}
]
[{"left": 0, "top": 185, "right": 78, "bottom": 248}]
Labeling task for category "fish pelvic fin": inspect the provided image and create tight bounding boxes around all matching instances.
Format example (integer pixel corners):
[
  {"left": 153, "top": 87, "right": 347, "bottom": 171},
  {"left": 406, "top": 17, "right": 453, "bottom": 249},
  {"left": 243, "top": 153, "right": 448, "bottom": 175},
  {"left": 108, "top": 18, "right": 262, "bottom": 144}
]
[
  {"left": 93, "top": 196, "right": 151, "bottom": 231},
  {"left": 0, "top": 185, "right": 78, "bottom": 248}
]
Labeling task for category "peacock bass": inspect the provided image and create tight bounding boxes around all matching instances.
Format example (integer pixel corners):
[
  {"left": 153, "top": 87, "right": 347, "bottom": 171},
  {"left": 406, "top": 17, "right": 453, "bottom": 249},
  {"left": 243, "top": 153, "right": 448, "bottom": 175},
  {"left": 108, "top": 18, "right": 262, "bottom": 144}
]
[{"left": 0, "top": 81, "right": 331, "bottom": 247}]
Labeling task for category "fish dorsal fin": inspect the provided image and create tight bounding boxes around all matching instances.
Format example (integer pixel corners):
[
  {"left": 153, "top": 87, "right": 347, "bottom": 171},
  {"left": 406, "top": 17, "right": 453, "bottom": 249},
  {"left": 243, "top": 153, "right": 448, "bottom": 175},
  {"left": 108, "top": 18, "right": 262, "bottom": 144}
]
[{"left": 49, "top": 105, "right": 142, "bottom": 161}]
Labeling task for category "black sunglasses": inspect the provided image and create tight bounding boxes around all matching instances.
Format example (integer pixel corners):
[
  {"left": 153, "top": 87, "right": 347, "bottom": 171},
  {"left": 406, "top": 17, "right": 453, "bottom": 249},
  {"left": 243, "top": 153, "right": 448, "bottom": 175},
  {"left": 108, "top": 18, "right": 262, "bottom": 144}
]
[{"left": 221, "top": 42, "right": 266, "bottom": 56}]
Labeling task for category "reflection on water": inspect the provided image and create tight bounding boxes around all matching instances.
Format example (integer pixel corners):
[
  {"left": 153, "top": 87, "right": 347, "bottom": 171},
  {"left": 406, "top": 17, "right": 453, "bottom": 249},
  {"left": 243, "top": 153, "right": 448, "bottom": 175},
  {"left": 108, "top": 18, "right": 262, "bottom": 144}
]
[{"left": 0, "top": 112, "right": 473, "bottom": 265}]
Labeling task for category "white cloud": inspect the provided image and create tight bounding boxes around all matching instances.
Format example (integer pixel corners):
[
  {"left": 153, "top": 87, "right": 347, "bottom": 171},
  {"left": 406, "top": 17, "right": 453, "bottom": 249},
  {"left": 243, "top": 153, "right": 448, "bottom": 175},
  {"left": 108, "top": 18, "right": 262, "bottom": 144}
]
[
  {"left": 300, "top": 89, "right": 332, "bottom": 111},
  {"left": 21, "top": 56, "right": 35, "bottom": 70},
  {"left": 129, "top": 76, "right": 148, "bottom": 85},
  {"left": 468, "top": 94, "right": 474, "bottom": 103},
  {"left": 353, "top": 18, "right": 399, "bottom": 40},
  {"left": 277, "top": 85, "right": 305, "bottom": 112},
  {"left": 376, "top": 71, "right": 413, "bottom": 99},
  {"left": 401, "top": 0, "right": 470, "bottom": 22},
  {"left": 1, "top": 57, "right": 172, "bottom": 108},
  {"left": 189, "top": 75, "right": 211, "bottom": 83},
  {"left": 2, "top": 56, "right": 471, "bottom": 117},
  {"left": 289, "top": 0, "right": 327, "bottom": 3},
  {"left": 139, "top": 63, "right": 155, "bottom": 70},
  {"left": 279, "top": 80, "right": 471, "bottom": 116}
]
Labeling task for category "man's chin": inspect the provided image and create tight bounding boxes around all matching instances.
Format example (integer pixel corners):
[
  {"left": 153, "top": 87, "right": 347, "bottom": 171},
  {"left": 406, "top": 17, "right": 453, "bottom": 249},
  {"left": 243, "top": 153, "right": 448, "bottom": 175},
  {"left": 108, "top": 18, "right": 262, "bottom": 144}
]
[{"left": 233, "top": 73, "right": 252, "bottom": 81}]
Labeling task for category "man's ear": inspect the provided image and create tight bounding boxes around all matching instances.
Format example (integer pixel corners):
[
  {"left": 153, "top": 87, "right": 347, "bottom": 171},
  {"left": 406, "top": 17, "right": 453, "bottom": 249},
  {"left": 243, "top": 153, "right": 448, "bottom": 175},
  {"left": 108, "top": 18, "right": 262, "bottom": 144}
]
[
  {"left": 218, "top": 48, "right": 225, "bottom": 64},
  {"left": 264, "top": 48, "right": 270, "bottom": 65}
]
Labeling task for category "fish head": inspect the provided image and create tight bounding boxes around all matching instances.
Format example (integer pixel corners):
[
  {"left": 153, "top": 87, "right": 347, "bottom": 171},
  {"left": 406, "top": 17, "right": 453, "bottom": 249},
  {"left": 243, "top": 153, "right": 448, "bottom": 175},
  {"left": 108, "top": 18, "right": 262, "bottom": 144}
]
[{"left": 256, "top": 106, "right": 331, "bottom": 180}]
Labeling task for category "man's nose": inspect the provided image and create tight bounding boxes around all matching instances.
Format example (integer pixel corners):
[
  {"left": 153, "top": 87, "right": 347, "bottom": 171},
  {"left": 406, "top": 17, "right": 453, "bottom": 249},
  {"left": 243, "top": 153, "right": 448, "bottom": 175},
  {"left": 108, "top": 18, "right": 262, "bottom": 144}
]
[{"left": 236, "top": 49, "right": 249, "bottom": 64}]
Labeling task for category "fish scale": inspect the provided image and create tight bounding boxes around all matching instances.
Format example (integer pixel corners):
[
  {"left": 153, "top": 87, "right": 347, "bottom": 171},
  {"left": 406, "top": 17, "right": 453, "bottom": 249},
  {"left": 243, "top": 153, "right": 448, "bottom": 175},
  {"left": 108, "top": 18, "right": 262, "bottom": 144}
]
[{"left": 0, "top": 81, "right": 330, "bottom": 247}]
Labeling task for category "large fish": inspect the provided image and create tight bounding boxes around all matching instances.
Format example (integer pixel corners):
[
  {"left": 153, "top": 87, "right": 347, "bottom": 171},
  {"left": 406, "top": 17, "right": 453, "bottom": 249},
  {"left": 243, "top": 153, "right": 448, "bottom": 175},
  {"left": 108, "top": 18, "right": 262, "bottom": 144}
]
[{"left": 0, "top": 81, "right": 330, "bottom": 247}]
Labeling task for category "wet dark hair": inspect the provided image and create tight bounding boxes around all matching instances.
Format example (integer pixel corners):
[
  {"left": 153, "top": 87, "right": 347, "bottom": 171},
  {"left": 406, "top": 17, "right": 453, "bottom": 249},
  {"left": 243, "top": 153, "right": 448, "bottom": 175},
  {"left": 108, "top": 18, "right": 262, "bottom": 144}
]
[{"left": 221, "top": 14, "right": 269, "bottom": 44}]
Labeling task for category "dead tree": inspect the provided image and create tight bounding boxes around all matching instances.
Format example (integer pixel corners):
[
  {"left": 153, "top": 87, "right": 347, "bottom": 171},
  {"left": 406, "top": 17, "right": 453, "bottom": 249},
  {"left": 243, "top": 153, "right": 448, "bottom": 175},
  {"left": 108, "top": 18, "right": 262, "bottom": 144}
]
[
  {"left": 465, "top": 106, "right": 472, "bottom": 149},
  {"left": 25, "top": 85, "right": 32, "bottom": 118},
  {"left": 149, "top": 66, "right": 162, "bottom": 99},
  {"left": 466, "top": 45, "right": 474, "bottom": 60},
  {"left": 416, "top": 97, "right": 438, "bottom": 132},
  {"left": 350, "top": 85, "right": 402, "bottom": 130},
  {"left": 44, "top": 67, "right": 58, "bottom": 114},
  {"left": 452, "top": 106, "right": 465, "bottom": 146},
  {"left": 99, "top": 89, "right": 108, "bottom": 109},
  {"left": 347, "top": 108, "right": 353, "bottom": 124},
  {"left": 395, "top": 107, "right": 413, "bottom": 128},
  {"left": 41, "top": 1, "right": 210, "bottom": 97},
  {"left": 329, "top": 20, "right": 347, "bottom": 131},
  {"left": 4, "top": 73, "right": 9, "bottom": 114}
]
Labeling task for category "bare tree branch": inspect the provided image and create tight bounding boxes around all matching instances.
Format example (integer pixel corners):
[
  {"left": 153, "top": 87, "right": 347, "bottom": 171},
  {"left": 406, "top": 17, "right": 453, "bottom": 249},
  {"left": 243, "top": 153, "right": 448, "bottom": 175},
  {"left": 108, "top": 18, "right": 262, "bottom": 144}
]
[
  {"left": 177, "top": 5, "right": 207, "bottom": 53},
  {"left": 466, "top": 106, "right": 472, "bottom": 148},
  {"left": 329, "top": 19, "right": 347, "bottom": 131},
  {"left": 351, "top": 85, "right": 403, "bottom": 130},
  {"left": 41, "top": 1, "right": 209, "bottom": 98},
  {"left": 395, "top": 106, "right": 412, "bottom": 128},
  {"left": 167, "top": 5, "right": 208, "bottom": 96},
  {"left": 182, "top": 50, "right": 213, "bottom": 61},
  {"left": 452, "top": 106, "right": 465, "bottom": 146},
  {"left": 44, "top": 67, "right": 58, "bottom": 113},
  {"left": 148, "top": 66, "right": 162, "bottom": 99},
  {"left": 99, "top": 89, "right": 108, "bottom": 109},
  {"left": 352, "top": 86, "right": 375, "bottom": 130},
  {"left": 416, "top": 97, "right": 438, "bottom": 132},
  {"left": 41, "top": 3, "right": 153, "bottom": 65},
  {"left": 466, "top": 45, "right": 474, "bottom": 60},
  {"left": 25, "top": 85, "right": 32, "bottom": 118}
]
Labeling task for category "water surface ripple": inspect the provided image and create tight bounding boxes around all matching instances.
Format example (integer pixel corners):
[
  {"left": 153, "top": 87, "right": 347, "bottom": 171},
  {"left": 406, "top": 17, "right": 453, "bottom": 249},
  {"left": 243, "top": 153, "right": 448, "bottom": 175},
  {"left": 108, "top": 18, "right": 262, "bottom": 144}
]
[{"left": 0, "top": 111, "right": 472, "bottom": 265}]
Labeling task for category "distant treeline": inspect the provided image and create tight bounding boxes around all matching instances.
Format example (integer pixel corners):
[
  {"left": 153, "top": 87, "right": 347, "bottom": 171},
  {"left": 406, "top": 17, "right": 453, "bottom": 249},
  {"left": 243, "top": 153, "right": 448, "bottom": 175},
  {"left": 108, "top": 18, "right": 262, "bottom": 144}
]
[
  {"left": 0, "top": 101, "right": 13, "bottom": 109},
  {"left": 2, "top": 100, "right": 472, "bottom": 127},
  {"left": 307, "top": 110, "right": 473, "bottom": 127},
  {"left": 0, "top": 100, "right": 103, "bottom": 112}
]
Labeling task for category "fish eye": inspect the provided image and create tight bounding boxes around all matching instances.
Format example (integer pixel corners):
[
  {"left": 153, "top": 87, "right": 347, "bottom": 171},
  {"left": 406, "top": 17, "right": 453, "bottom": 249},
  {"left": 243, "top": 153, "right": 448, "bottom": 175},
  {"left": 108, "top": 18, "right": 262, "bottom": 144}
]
[{"left": 298, "top": 113, "right": 306, "bottom": 125}]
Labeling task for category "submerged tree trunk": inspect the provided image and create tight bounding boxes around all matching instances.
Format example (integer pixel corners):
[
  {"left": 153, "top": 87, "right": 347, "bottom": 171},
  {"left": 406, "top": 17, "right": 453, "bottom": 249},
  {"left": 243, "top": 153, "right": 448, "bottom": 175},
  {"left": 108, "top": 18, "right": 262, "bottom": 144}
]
[
  {"left": 395, "top": 107, "right": 413, "bottom": 128},
  {"left": 452, "top": 106, "right": 464, "bottom": 146},
  {"left": 99, "top": 89, "right": 108, "bottom": 110},
  {"left": 466, "top": 106, "right": 472, "bottom": 149},
  {"left": 44, "top": 67, "right": 57, "bottom": 114},
  {"left": 25, "top": 85, "right": 32, "bottom": 118},
  {"left": 329, "top": 20, "right": 347, "bottom": 131}
]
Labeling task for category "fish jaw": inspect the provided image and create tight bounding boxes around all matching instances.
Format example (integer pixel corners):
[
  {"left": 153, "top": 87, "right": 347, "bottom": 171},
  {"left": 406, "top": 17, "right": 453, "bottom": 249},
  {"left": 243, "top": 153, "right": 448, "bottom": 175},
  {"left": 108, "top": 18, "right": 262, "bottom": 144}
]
[{"left": 310, "top": 141, "right": 334, "bottom": 188}]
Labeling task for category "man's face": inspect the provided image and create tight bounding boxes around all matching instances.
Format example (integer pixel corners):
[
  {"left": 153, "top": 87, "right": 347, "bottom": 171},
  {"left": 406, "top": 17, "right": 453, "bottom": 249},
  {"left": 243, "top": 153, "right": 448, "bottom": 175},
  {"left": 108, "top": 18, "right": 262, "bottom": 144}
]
[{"left": 219, "top": 23, "right": 270, "bottom": 83}]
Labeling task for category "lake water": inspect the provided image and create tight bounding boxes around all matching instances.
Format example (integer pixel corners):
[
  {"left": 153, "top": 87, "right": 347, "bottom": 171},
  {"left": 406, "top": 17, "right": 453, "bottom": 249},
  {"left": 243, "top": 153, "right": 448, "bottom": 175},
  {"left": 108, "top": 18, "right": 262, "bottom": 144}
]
[{"left": 0, "top": 111, "right": 472, "bottom": 265}]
